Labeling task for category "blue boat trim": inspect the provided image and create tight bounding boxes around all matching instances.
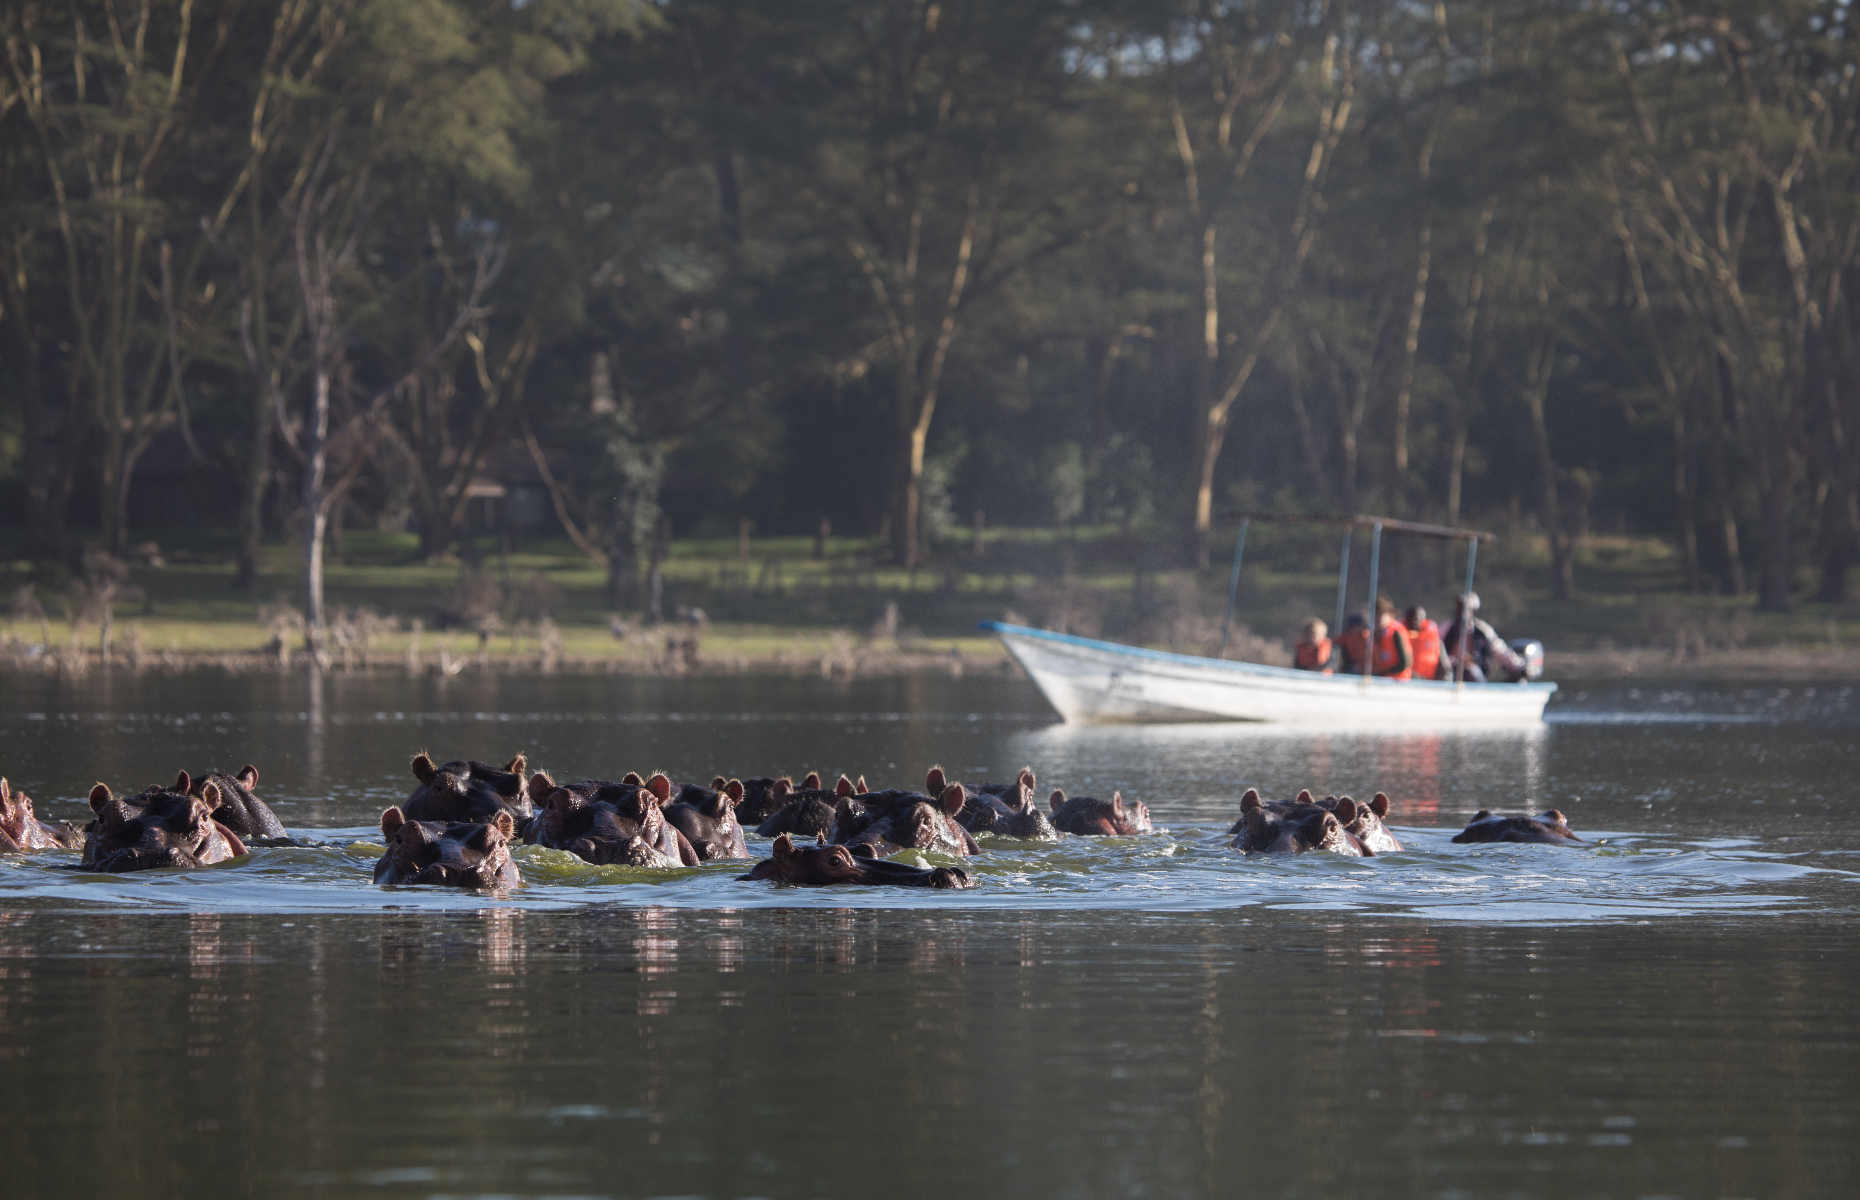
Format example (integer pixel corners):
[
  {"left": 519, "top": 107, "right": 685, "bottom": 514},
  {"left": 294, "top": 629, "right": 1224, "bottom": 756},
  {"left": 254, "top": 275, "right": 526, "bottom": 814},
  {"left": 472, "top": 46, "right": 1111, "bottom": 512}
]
[{"left": 979, "top": 620, "right": 1558, "bottom": 695}]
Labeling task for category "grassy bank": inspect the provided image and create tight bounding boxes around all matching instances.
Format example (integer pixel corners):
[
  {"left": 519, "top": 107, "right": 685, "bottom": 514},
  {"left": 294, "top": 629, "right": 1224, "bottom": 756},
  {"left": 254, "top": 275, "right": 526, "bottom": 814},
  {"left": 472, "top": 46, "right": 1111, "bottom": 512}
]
[{"left": 2, "top": 522, "right": 1857, "bottom": 678}]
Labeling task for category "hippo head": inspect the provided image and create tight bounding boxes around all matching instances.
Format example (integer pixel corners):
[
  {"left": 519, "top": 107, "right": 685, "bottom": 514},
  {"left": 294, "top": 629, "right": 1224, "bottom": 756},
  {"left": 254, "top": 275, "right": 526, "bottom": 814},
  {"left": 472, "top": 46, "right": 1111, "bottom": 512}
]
[
  {"left": 0, "top": 777, "right": 35, "bottom": 850},
  {"left": 1050, "top": 789, "right": 1152, "bottom": 836},
  {"left": 741, "top": 833, "right": 973, "bottom": 889},
  {"left": 1233, "top": 791, "right": 1366, "bottom": 856},
  {"left": 539, "top": 775, "right": 674, "bottom": 866},
  {"left": 1451, "top": 808, "right": 1584, "bottom": 845},
  {"left": 406, "top": 752, "right": 531, "bottom": 822},
  {"left": 83, "top": 780, "right": 248, "bottom": 872},
  {"left": 182, "top": 764, "right": 286, "bottom": 840},
  {"left": 1321, "top": 792, "right": 1402, "bottom": 854},
  {"left": 996, "top": 785, "right": 1059, "bottom": 839},
  {"left": 963, "top": 782, "right": 1058, "bottom": 840},
  {"left": 375, "top": 807, "right": 517, "bottom": 887}
]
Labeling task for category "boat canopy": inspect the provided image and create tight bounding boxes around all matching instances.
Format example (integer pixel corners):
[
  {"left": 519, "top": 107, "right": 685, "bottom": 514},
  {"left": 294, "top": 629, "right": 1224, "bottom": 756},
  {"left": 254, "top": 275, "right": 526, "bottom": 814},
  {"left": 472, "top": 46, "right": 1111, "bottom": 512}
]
[{"left": 1214, "top": 512, "right": 1492, "bottom": 685}]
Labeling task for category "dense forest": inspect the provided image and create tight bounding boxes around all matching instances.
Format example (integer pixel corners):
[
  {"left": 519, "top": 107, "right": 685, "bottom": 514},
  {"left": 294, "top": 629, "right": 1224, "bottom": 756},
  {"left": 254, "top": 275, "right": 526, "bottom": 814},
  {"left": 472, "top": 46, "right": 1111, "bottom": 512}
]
[{"left": 2, "top": 0, "right": 1856, "bottom": 639}]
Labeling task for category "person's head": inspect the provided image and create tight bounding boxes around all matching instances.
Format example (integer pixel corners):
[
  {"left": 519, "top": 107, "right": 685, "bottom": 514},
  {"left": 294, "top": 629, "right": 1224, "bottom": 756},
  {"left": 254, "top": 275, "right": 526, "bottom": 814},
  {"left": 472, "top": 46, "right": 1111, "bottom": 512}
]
[
  {"left": 1405, "top": 604, "right": 1426, "bottom": 630},
  {"left": 1375, "top": 595, "right": 1397, "bottom": 625},
  {"left": 1342, "top": 612, "right": 1368, "bottom": 633},
  {"left": 1302, "top": 618, "right": 1327, "bottom": 644},
  {"left": 1456, "top": 591, "right": 1480, "bottom": 615}
]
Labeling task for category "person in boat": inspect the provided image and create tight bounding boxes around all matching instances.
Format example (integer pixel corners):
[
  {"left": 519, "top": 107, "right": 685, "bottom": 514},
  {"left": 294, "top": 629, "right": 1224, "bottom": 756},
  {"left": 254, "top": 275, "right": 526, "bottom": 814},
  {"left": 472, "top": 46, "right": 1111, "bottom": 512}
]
[
  {"left": 1440, "top": 592, "right": 1527, "bottom": 682},
  {"left": 1405, "top": 605, "right": 1448, "bottom": 681},
  {"left": 1371, "top": 596, "right": 1414, "bottom": 680},
  {"left": 1293, "top": 618, "right": 1336, "bottom": 673},
  {"left": 1336, "top": 612, "right": 1371, "bottom": 674}
]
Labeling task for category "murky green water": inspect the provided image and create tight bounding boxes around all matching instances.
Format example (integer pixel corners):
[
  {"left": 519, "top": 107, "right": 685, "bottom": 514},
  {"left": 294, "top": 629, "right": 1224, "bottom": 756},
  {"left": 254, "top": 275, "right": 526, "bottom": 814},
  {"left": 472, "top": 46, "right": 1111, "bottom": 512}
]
[{"left": 2, "top": 670, "right": 1856, "bottom": 1196}]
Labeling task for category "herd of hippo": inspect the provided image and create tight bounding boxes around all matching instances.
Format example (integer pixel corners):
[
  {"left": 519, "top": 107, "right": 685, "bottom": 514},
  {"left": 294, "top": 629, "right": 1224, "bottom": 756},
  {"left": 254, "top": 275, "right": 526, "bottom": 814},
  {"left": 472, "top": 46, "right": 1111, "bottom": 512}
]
[{"left": 0, "top": 756, "right": 1586, "bottom": 890}]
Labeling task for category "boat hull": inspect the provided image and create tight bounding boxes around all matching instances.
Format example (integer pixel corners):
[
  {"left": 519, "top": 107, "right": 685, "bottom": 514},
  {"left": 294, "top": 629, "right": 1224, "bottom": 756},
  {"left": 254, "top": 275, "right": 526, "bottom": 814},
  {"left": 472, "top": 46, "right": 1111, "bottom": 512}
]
[{"left": 985, "top": 622, "right": 1556, "bottom": 727}]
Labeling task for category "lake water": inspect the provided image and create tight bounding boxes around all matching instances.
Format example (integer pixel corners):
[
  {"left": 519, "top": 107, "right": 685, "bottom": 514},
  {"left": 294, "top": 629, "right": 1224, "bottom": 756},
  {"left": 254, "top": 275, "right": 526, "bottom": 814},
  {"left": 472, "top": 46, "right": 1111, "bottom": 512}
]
[{"left": 1, "top": 670, "right": 1856, "bottom": 1197}]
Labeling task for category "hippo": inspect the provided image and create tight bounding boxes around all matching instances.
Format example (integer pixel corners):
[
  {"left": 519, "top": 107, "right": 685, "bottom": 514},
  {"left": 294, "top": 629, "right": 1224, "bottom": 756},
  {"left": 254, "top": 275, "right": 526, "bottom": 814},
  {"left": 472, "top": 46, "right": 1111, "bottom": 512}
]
[
  {"left": 740, "top": 832, "right": 972, "bottom": 889},
  {"left": 524, "top": 771, "right": 699, "bottom": 867},
  {"left": 734, "top": 775, "right": 798, "bottom": 826},
  {"left": 82, "top": 779, "right": 250, "bottom": 872},
  {"left": 0, "top": 777, "right": 83, "bottom": 851},
  {"left": 832, "top": 780, "right": 979, "bottom": 859},
  {"left": 756, "top": 774, "right": 858, "bottom": 839},
  {"left": 664, "top": 777, "right": 750, "bottom": 861},
  {"left": 402, "top": 752, "right": 532, "bottom": 823},
  {"left": 374, "top": 807, "right": 520, "bottom": 888},
  {"left": 180, "top": 765, "right": 289, "bottom": 840},
  {"left": 1049, "top": 788, "right": 1152, "bottom": 836},
  {"left": 1452, "top": 809, "right": 1585, "bottom": 845},
  {"left": 1229, "top": 789, "right": 1369, "bottom": 856},
  {"left": 934, "top": 766, "right": 1058, "bottom": 841},
  {"left": 1318, "top": 792, "right": 1401, "bottom": 853}
]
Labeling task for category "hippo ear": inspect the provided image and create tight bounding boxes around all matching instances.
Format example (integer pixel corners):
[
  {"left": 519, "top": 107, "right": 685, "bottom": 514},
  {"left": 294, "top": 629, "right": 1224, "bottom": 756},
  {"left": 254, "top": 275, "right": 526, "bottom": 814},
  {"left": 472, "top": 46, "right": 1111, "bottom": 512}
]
[
  {"left": 504, "top": 753, "right": 527, "bottom": 779},
  {"left": 925, "top": 765, "right": 947, "bottom": 795},
  {"left": 835, "top": 775, "right": 855, "bottom": 798},
  {"left": 174, "top": 769, "right": 193, "bottom": 794},
  {"left": 1332, "top": 797, "right": 1359, "bottom": 824},
  {"left": 1049, "top": 788, "right": 1066, "bottom": 814},
  {"left": 526, "top": 771, "right": 556, "bottom": 805},
  {"left": 1370, "top": 792, "right": 1391, "bottom": 817},
  {"left": 1241, "top": 788, "right": 1261, "bottom": 811},
  {"left": 0, "top": 777, "right": 9, "bottom": 805},
  {"left": 710, "top": 775, "right": 727, "bottom": 791},
  {"left": 1472, "top": 809, "right": 1491, "bottom": 822},
  {"left": 1111, "top": 791, "right": 1125, "bottom": 815},
  {"left": 412, "top": 753, "right": 436, "bottom": 784},
  {"left": 89, "top": 783, "right": 121, "bottom": 820},
  {"left": 772, "top": 832, "right": 795, "bottom": 858},
  {"left": 854, "top": 774, "right": 869, "bottom": 794},
  {"left": 644, "top": 772, "right": 673, "bottom": 804},
  {"left": 380, "top": 806, "right": 407, "bottom": 837},
  {"left": 621, "top": 771, "right": 644, "bottom": 787},
  {"left": 238, "top": 764, "right": 260, "bottom": 789},
  {"left": 197, "top": 780, "right": 223, "bottom": 813},
  {"left": 771, "top": 778, "right": 793, "bottom": 802},
  {"left": 1018, "top": 766, "right": 1036, "bottom": 791},
  {"left": 723, "top": 778, "right": 744, "bottom": 803},
  {"left": 491, "top": 811, "right": 515, "bottom": 839},
  {"left": 1294, "top": 788, "right": 1313, "bottom": 805},
  {"left": 801, "top": 771, "right": 822, "bottom": 791},
  {"left": 938, "top": 783, "right": 966, "bottom": 815},
  {"left": 1009, "top": 784, "right": 1032, "bottom": 812}
]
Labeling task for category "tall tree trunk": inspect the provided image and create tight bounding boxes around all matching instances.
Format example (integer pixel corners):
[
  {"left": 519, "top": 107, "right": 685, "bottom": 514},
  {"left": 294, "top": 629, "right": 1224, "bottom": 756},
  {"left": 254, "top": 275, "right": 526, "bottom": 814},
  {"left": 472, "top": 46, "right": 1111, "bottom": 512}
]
[
  {"left": 303, "top": 364, "right": 330, "bottom": 653},
  {"left": 1523, "top": 323, "right": 1573, "bottom": 600}
]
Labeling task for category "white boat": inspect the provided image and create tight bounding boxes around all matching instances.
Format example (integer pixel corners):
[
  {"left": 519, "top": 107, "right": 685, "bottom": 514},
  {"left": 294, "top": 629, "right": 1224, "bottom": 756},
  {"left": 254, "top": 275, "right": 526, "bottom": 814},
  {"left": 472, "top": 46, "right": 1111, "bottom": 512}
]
[
  {"left": 984, "top": 512, "right": 1556, "bottom": 727},
  {"left": 986, "top": 621, "right": 1556, "bottom": 727}
]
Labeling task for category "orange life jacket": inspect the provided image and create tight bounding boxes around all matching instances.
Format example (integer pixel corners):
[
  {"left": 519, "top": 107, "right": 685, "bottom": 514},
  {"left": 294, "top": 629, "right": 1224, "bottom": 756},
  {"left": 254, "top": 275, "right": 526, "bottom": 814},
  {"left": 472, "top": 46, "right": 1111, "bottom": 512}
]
[
  {"left": 1294, "top": 637, "right": 1333, "bottom": 673},
  {"left": 1339, "top": 627, "right": 1372, "bottom": 673},
  {"left": 1373, "top": 622, "right": 1413, "bottom": 680},
  {"left": 1409, "top": 619, "right": 1443, "bottom": 681}
]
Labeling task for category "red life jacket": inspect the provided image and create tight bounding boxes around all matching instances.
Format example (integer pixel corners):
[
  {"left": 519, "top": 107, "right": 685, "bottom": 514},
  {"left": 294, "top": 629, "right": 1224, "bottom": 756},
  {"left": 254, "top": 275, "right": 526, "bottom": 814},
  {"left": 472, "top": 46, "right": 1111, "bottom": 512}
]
[
  {"left": 1373, "top": 622, "right": 1413, "bottom": 680},
  {"left": 1409, "top": 619, "right": 1443, "bottom": 680},
  {"left": 1338, "top": 627, "right": 1372, "bottom": 673},
  {"left": 1294, "top": 637, "right": 1333, "bottom": 673}
]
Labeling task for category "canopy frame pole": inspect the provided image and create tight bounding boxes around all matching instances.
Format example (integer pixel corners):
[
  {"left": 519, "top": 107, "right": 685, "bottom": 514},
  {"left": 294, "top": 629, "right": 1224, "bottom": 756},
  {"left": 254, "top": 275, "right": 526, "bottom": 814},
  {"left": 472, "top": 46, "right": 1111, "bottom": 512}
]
[
  {"left": 1218, "top": 519, "right": 1250, "bottom": 658},
  {"left": 1333, "top": 528, "right": 1352, "bottom": 635},
  {"left": 1454, "top": 536, "right": 1479, "bottom": 687},
  {"left": 1362, "top": 521, "right": 1382, "bottom": 682}
]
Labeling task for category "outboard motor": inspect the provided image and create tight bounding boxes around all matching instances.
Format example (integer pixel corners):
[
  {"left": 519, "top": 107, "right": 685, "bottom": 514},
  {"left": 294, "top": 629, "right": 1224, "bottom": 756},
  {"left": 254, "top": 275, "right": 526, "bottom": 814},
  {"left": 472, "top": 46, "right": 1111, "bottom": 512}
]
[{"left": 1506, "top": 638, "right": 1545, "bottom": 682}]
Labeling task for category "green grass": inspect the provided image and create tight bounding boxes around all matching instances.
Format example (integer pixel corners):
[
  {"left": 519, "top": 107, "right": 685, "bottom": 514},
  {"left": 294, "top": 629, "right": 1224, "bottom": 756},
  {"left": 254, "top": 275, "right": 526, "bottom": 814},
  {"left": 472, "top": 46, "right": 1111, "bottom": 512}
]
[{"left": 1, "top": 522, "right": 1855, "bottom": 665}]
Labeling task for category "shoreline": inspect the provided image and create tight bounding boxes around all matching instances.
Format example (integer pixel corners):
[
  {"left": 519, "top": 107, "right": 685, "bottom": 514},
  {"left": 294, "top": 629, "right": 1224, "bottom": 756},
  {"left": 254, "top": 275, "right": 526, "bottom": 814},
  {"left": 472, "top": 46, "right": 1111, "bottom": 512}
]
[{"left": 2, "top": 638, "right": 1855, "bottom": 683}]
